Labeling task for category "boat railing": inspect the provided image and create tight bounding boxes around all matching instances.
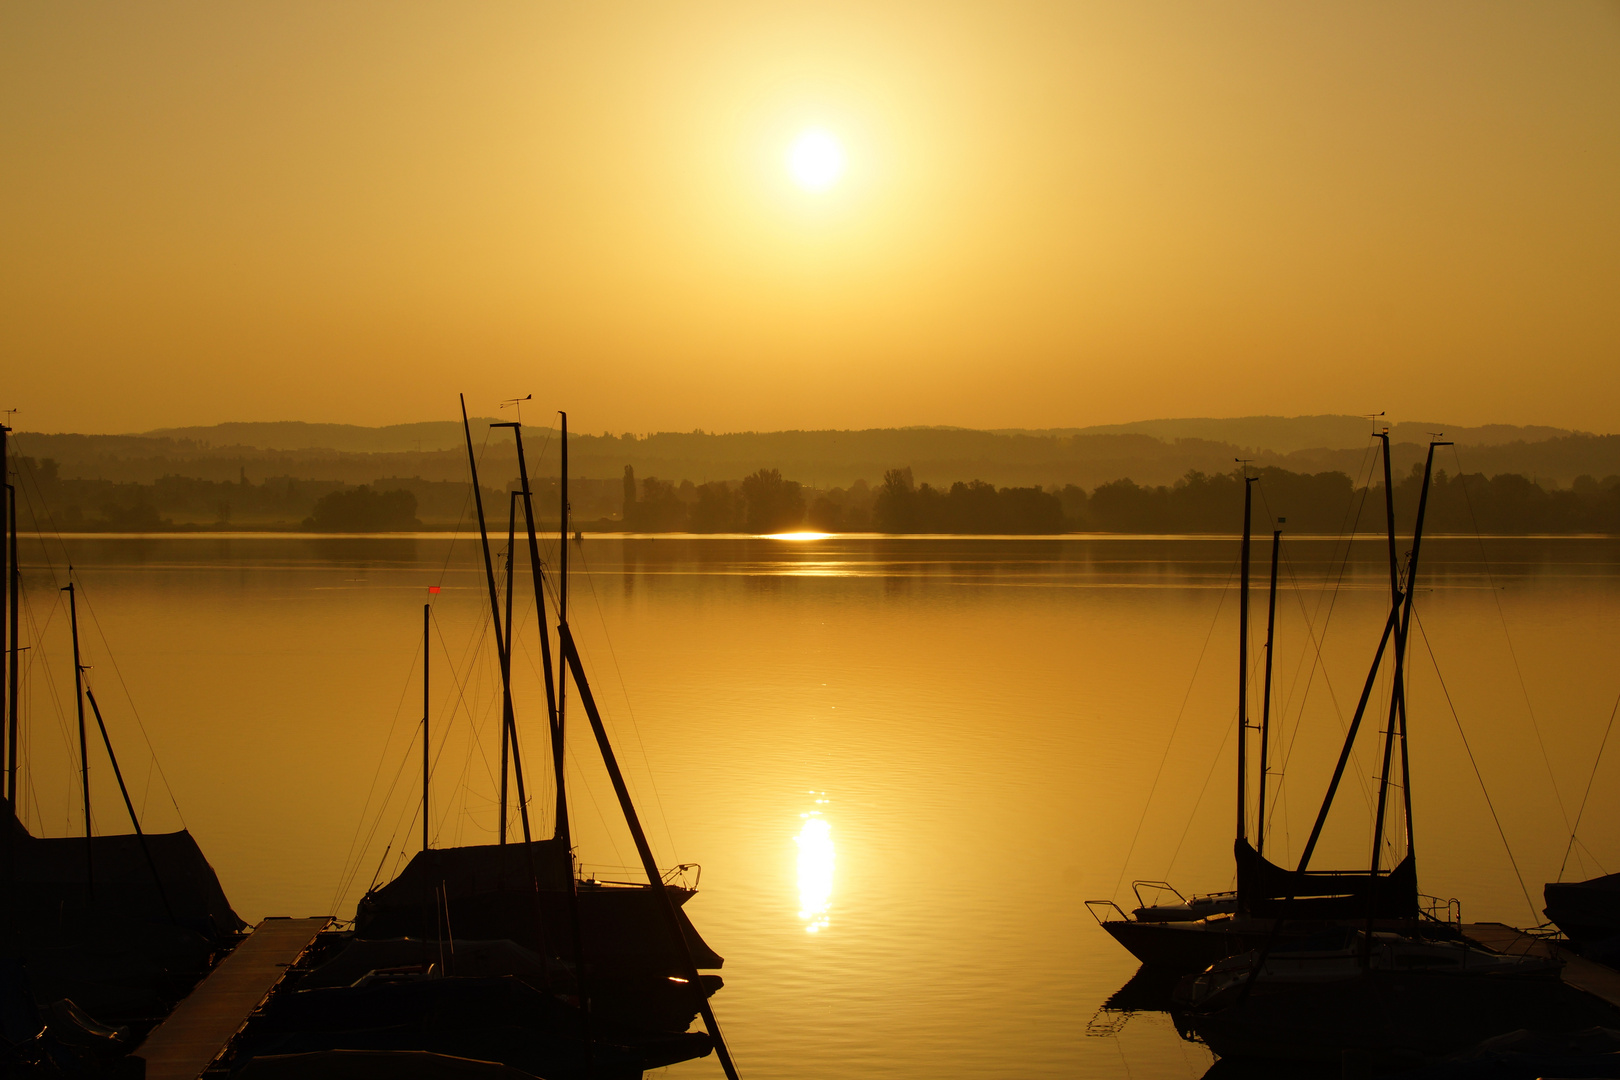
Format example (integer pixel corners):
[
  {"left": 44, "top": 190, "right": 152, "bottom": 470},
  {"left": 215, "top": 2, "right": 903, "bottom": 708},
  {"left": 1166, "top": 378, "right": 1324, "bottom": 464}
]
[
  {"left": 1130, "top": 880, "right": 1187, "bottom": 910},
  {"left": 1085, "top": 899, "right": 1129, "bottom": 925},
  {"left": 577, "top": 862, "right": 702, "bottom": 891},
  {"left": 1419, "top": 893, "right": 1462, "bottom": 931}
]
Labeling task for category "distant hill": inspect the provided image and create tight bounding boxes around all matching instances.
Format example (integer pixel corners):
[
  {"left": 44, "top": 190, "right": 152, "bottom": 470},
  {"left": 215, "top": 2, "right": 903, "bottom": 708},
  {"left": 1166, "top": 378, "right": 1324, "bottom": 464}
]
[
  {"left": 1001, "top": 416, "right": 1583, "bottom": 455},
  {"left": 140, "top": 419, "right": 493, "bottom": 454}
]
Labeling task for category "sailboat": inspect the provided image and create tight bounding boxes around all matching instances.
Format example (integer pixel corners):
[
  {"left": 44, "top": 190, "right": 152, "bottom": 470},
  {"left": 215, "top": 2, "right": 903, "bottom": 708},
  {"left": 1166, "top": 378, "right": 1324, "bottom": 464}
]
[
  {"left": 1089, "top": 436, "right": 1459, "bottom": 974},
  {"left": 245, "top": 400, "right": 738, "bottom": 1078},
  {"left": 0, "top": 426, "right": 244, "bottom": 1062},
  {"left": 1542, "top": 699, "right": 1620, "bottom": 954},
  {"left": 1169, "top": 440, "right": 1582, "bottom": 1060}
]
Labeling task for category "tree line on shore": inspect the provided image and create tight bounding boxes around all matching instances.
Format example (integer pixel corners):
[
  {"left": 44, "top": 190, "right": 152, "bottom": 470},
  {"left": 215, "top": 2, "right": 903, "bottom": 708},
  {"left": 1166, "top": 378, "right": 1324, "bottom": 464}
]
[
  {"left": 625, "top": 463, "right": 1620, "bottom": 534},
  {"left": 13, "top": 452, "right": 1620, "bottom": 535}
]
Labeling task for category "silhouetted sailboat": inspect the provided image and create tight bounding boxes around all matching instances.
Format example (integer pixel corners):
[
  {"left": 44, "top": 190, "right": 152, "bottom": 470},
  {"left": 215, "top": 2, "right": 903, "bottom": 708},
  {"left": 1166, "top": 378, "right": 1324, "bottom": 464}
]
[
  {"left": 269, "top": 399, "right": 738, "bottom": 1079},
  {"left": 1, "top": 427, "right": 244, "bottom": 1069},
  {"left": 1090, "top": 436, "right": 1453, "bottom": 974},
  {"left": 1167, "top": 440, "right": 1594, "bottom": 1061},
  {"left": 1544, "top": 704, "right": 1620, "bottom": 952}
]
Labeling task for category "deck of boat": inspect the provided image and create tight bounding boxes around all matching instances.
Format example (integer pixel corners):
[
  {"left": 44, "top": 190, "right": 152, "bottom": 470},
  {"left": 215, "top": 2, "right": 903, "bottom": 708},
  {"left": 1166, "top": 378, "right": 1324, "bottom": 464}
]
[
  {"left": 1463, "top": 921, "right": 1620, "bottom": 1011},
  {"left": 133, "top": 916, "right": 331, "bottom": 1080}
]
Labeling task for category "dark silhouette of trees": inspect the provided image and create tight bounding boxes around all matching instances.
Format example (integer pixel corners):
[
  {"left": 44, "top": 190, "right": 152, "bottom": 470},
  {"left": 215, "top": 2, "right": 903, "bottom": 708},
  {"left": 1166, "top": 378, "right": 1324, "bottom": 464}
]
[
  {"left": 871, "top": 468, "right": 1065, "bottom": 533},
  {"left": 740, "top": 469, "right": 806, "bottom": 532},
  {"left": 688, "top": 481, "right": 742, "bottom": 532},
  {"left": 624, "top": 475, "right": 687, "bottom": 530},
  {"left": 304, "top": 486, "right": 420, "bottom": 531}
]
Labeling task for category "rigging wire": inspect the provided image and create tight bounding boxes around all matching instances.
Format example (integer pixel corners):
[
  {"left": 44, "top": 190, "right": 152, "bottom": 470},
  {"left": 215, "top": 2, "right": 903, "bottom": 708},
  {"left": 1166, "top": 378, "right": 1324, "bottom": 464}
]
[
  {"left": 1451, "top": 448, "right": 1573, "bottom": 837},
  {"left": 1558, "top": 691, "right": 1619, "bottom": 883},
  {"left": 1414, "top": 607, "right": 1538, "bottom": 924},
  {"left": 1164, "top": 706, "right": 1237, "bottom": 881},
  {"left": 573, "top": 540, "right": 681, "bottom": 864},
  {"left": 1110, "top": 555, "right": 1236, "bottom": 901},
  {"left": 70, "top": 580, "right": 186, "bottom": 825}
]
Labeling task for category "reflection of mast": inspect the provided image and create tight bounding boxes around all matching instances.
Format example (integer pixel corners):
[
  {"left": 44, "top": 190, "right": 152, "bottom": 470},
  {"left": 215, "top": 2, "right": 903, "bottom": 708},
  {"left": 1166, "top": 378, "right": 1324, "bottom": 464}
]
[{"left": 554, "top": 413, "right": 742, "bottom": 1080}]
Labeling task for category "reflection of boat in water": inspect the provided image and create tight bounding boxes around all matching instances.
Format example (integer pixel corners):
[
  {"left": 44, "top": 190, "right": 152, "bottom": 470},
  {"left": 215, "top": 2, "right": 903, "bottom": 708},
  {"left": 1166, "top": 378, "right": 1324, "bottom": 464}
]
[
  {"left": 1171, "top": 931, "right": 1567, "bottom": 1061},
  {"left": 1090, "top": 435, "right": 1463, "bottom": 977},
  {"left": 217, "top": 401, "right": 740, "bottom": 1078}
]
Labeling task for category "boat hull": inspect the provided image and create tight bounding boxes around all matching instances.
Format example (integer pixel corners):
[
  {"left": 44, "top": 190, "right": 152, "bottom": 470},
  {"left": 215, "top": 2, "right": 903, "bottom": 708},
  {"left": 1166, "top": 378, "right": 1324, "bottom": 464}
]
[
  {"left": 1545, "top": 874, "right": 1620, "bottom": 945},
  {"left": 1175, "top": 967, "right": 1575, "bottom": 1061}
]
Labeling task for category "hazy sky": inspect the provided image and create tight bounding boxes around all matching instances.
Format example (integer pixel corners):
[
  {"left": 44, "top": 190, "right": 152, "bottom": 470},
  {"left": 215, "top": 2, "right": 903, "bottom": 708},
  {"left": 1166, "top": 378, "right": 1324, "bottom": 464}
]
[{"left": 4, "top": 2, "right": 1618, "bottom": 435}]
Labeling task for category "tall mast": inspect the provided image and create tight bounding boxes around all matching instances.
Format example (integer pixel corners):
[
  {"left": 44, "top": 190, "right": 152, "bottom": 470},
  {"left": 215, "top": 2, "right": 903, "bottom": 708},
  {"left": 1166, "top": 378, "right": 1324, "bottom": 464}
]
[
  {"left": 552, "top": 412, "right": 737, "bottom": 1079},
  {"left": 460, "top": 396, "right": 525, "bottom": 845},
  {"left": 1, "top": 423, "right": 7, "bottom": 797},
  {"left": 502, "top": 493, "right": 517, "bottom": 840},
  {"left": 422, "top": 602, "right": 430, "bottom": 857},
  {"left": 1370, "top": 440, "right": 1448, "bottom": 875},
  {"left": 1378, "top": 431, "right": 1400, "bottom": 606},
  {"left": 1257, "top": 525, "right": 1281, "bottom": 856},
  {"left": 65, "top": 582, "right": 91, "bottom": 896},
  {"left": 502, "top": 488, "right": 534, "bottom": 841},
  {"left": 1236, "top": 472, "right": 1254, "bottom": 846},
  {"left": 6, "top": 457, "right": 17, "bottom": 808},
  {"left": 557, "top": 412, "right": 569, "bottom": 765},
  {"left": 491, "top": 422, "right": 565, "bottom": 842},
  {"left": 545, "top": 413, "right": 594, "bottom": 1074}
]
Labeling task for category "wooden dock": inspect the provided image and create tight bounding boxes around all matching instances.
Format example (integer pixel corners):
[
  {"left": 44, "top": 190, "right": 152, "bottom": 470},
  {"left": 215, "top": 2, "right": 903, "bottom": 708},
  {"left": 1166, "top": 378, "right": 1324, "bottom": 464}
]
[
  {"left": 1463, "top": 921, "right": 1620, "bottom": 1011},
  {"left": 134, "top": 916, "right": 330, "bottom": 1080}
]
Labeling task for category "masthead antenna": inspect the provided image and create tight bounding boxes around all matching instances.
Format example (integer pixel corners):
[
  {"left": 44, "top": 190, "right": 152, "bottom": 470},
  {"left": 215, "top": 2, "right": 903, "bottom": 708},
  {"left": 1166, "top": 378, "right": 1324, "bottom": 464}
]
[{"left": 500, "top": 395, "right": 532, "bottom": 424}]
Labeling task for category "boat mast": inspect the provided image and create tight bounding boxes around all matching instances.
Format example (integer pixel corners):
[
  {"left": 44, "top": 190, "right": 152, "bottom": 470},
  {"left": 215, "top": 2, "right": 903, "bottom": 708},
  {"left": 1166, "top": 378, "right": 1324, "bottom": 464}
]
[
  {"left": 1, "top": 423, "right": 7, "bottom": 801},
  {"left": 65, "top": 582, "right": 91, "bottom": 896},
  {"left": 492, "top": 422, "right": 565, "bottom": 842},
  {"left": 1236, "top": 471, "right": 1254, "bottom": 846},
  {"left": 553, "top": 413, "right": 735, "bottom": 1079},
  {"left": 503, "top": 492, "right": 518, "bottom": 840},
  {"left": 557, "top": 412, "right": 569, "bottom": 795},
  {"left": 1369, "top": 440, "right": 1448, "bottom": 876},
  {"left": 422, "top": 602, "right": 430, "bottom": 856},
  {"left": 460, "top": 396, "right": 529, "bottom": 845},
  {"left": 1257, "top": 525, "right": 1281, "bottom": 856},
  {"left": 549, "top": 412, "right": 594, "bottom": 1069},
  {"left": 6, "top": 449, "right": 17, "bottom": 809}
]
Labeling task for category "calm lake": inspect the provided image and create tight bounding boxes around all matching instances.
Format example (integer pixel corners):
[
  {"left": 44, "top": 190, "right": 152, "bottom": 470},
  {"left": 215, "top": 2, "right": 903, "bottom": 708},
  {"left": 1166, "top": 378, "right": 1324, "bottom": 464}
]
[{"left": 10, "top": 532, "right": 1620, "bottom": 1078}]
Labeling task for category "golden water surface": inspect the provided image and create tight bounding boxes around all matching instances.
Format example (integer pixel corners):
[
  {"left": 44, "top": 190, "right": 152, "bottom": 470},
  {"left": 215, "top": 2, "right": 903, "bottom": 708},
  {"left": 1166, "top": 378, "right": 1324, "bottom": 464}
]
[{"left": 10, "top": 533, "right": 1620, "bottom": 1078}]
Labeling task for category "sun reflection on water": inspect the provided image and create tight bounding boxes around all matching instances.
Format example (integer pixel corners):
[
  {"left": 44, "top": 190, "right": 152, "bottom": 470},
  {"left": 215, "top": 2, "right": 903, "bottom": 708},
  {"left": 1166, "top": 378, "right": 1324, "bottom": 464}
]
[{"left": 796, "top": 793, "right": 834, "bottom": 934}]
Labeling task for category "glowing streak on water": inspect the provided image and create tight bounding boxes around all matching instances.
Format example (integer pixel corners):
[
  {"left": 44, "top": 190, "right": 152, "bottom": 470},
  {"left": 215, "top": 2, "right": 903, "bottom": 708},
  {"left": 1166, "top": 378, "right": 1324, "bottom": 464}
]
[{"left": 796, "top": 803, "right": 834, "bottom": 934}]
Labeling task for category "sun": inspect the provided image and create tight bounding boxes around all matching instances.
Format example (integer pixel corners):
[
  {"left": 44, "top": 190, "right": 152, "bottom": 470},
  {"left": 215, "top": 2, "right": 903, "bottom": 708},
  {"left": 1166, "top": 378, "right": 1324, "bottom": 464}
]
[{"left": 787, "top": 129, "right": 846, "bottom": 192}]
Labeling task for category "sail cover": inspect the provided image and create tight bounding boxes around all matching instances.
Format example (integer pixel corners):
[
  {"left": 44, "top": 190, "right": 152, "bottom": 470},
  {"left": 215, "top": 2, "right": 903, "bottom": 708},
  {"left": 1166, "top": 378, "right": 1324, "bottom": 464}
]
[
  {"left": 1, "top": 800, "right": 243, "bottom": 942},
  {"left": 1235, "top": 839, "right": 1418, "bottom": 920}
]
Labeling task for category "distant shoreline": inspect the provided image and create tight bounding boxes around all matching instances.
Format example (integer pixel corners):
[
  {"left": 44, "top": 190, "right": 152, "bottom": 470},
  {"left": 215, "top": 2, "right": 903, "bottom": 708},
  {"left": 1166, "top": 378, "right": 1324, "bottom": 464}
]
[{"left": 17, "top": 529, "right": 1619, "bottom": 541}]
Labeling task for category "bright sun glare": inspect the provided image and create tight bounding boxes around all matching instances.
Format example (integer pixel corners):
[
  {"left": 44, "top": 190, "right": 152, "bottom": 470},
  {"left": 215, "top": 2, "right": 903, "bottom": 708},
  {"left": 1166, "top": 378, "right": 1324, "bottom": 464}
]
[{"left": 787, "top": 129, "right": 845, "bottom": 192}]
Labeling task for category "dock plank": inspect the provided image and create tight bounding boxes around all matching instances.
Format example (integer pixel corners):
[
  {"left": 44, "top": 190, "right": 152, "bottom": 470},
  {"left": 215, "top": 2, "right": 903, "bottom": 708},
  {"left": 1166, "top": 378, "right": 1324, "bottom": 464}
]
[
  {"left": 135, "top": 917, "right": 329, "bottom": 1080},
  {"left": 1463, "top": 921, "right": 1620, "bottom": 1011}
]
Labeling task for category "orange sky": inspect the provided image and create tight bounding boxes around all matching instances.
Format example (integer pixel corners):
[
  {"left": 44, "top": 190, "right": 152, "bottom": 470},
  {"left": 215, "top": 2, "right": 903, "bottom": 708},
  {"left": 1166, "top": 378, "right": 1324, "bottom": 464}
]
[{"left": 3, "top": 2, "right": 1618, "bottom": 435}]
